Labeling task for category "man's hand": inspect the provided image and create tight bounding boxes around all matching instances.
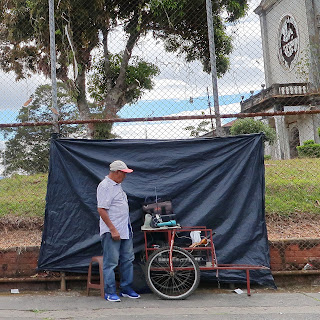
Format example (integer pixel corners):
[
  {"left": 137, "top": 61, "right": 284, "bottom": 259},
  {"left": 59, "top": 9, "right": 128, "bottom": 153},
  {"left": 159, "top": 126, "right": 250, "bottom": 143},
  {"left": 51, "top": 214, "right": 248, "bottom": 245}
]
[{"left": 110, "top": 228, "right": 121, "bottom": 241}]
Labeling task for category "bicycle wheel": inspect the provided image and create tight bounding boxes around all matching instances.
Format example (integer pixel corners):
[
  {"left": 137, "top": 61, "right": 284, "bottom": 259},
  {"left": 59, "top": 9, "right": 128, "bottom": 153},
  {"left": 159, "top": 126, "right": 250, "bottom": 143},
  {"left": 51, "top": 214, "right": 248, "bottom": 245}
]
[{"left": 145, "top": 246, "right": 200, "bottom": 300}]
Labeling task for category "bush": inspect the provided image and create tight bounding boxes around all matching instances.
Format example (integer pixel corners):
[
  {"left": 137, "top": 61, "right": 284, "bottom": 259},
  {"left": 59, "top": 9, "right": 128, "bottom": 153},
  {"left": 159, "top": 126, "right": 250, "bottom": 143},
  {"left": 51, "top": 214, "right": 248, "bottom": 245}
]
[
  {"left": 303, "top": 140, "right": 315, "bottom": 145},
  {"left": 297, "top": 140, "right": 320, "bottom": 158},
  {"left": 230, "top": 118, "right": 277, "bottom": 144}
]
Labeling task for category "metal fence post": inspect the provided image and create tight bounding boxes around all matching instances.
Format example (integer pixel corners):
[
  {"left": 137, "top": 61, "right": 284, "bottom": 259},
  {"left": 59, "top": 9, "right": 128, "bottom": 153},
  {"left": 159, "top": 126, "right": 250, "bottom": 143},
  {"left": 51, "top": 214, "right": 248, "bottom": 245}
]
[
  {"left": 48, "top": 0, "right": 59, "bottom": 134},
  {"left": 206, "top": 0, "right": 223, "bottom": 136}
]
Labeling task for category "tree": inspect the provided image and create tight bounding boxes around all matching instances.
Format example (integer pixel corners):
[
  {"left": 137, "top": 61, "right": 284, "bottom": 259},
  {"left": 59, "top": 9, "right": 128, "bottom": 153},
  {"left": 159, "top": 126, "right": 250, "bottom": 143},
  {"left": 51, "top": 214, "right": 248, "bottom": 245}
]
[
  {"left": 184, "top": 110, "right": 213, "bottom": 137},
  {"left": 0, "top": 83, "right": 82, "bottom": 174},
  {"left": 0, "top": 0, "right": 248, "bottom": 137},
  {"left": 185, "top": 120, "right": 211, "bottom": 137},
  {"left": 88, "top": 53, "right": 160, "bottom": 112},
  {"left": 230, "top": 118, "right": 277, "bottom": 145}
]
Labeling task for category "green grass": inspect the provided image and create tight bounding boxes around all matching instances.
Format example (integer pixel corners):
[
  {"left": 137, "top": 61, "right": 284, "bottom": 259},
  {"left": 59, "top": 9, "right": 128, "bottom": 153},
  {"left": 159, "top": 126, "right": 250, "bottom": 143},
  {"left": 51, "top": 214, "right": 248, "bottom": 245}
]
[
  {"left": 1, "top": 158, "right": 320, "bottom": 218},
  {"left": 0, "top": 173, "right": 47, "bottom": 217},
  {"left": 265, "top": 158, "right": 320, "bottom": 215}
]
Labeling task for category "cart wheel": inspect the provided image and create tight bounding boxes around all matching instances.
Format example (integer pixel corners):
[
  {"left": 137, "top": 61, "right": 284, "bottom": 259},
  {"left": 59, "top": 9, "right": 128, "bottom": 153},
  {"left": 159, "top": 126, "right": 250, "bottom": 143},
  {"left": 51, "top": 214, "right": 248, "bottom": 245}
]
[{"left": 145, "top": 246, "right": 200, "bottom": 300}]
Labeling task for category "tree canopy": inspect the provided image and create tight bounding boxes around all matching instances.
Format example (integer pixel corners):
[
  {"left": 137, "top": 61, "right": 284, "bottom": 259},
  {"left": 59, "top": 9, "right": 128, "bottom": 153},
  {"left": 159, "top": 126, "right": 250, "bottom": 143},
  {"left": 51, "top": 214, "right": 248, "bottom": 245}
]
[
  {"left": 0, "top": 0, "right": 248, "bottom": 137},
  {"left": 230, "top": 118, "right": 277, "bottom": 145},
  {"left": 0, "top": 83, "right": 82, "bottom": 174}
]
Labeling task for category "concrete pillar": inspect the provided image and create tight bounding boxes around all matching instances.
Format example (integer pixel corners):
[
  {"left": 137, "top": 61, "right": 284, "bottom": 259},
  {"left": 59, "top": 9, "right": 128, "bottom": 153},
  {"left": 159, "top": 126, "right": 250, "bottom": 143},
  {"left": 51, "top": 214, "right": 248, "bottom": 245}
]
[
  {"left": 274, "top": 116, "right": 290, "bottom": 159},
  {"left": 312, "top": 113, "right": 320, "bottom": 143},
  {"left": 255, "top": 5, "right": 272, "bottom": 87}
]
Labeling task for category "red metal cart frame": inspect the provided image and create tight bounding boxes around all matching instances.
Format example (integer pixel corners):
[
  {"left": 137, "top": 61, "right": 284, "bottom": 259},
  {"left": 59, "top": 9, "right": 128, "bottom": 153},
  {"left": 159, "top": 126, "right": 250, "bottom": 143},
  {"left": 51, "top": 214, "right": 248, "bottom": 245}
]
[{"left": 143, "top": 226, "right": 269, "bottom": 298}]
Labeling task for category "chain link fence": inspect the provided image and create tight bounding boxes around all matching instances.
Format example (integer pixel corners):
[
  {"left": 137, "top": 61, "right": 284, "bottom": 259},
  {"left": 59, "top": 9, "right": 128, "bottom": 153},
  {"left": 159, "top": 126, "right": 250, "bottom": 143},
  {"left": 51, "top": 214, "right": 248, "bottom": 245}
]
[{"left": 0, "top": 0, "right": 319, "bottom": 270}]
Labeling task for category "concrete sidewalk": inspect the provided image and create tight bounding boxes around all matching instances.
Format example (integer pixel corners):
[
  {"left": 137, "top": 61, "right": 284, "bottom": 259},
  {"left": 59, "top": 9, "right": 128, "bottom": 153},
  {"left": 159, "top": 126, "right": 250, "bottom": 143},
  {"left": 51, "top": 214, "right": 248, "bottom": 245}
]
[{"left": 0, "top": 289, "right": 320, "bottom": 320}]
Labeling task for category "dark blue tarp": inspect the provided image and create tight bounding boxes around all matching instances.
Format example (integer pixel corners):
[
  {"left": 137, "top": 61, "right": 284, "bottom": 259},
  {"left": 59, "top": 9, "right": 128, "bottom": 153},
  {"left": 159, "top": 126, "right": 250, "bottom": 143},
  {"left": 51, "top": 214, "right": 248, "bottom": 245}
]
[{"left": 38, "top": 134, "right": 274, "bottom": 287}]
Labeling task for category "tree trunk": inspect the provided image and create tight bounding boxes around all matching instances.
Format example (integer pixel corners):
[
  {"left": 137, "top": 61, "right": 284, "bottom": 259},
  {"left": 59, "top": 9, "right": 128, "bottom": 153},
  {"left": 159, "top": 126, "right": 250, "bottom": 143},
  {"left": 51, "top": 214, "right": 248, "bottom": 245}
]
[
  {"left": 75, "top": 65, "right": 94, "bottom": 138},
  {"left": 103, "top": 89, "right": 126, "bottom": 118},
  {"left": 101, "top": 10, "right": 141, "bottom": 117}
]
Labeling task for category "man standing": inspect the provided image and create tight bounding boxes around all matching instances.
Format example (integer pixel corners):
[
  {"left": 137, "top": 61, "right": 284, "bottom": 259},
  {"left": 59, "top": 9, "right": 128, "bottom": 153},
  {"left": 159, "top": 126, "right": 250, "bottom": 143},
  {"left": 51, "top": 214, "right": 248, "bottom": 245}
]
[{"left": 97, "top": 160, "right": 140, "bottom": 302}]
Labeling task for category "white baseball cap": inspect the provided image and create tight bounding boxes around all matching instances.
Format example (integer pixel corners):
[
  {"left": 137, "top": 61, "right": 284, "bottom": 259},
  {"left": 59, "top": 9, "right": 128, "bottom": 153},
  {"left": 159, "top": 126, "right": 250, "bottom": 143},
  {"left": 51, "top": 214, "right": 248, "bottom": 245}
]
[{"left": 109, "top": 160, "right": 133, "bottom": 173}]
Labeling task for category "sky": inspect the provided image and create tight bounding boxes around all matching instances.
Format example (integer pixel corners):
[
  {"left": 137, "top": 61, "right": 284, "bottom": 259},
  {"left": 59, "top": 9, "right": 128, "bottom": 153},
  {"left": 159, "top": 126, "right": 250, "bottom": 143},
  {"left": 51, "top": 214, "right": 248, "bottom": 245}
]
[
  {"left": 112, "top": 0, "right": 264, "bottom": 139},
  {"left": 0, "top": 0, "right": 263, "bottom": 144},
  {"left": 113, "top": 102, "right": 240, "bottom": 139}
]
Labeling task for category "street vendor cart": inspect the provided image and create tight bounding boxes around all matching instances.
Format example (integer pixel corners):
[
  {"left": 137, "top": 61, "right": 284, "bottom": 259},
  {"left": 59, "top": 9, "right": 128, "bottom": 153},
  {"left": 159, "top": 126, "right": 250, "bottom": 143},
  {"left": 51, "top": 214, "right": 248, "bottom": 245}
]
[{"left": 143, "top": 226, "right": 269, "bottom": 300}]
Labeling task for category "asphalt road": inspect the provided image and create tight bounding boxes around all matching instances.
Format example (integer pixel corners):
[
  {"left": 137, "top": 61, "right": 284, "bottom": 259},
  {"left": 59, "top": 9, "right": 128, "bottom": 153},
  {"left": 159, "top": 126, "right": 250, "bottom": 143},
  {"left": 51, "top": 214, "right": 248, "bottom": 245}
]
[{"left": 0, "top": 289, "right": 320, "bottom": 320}]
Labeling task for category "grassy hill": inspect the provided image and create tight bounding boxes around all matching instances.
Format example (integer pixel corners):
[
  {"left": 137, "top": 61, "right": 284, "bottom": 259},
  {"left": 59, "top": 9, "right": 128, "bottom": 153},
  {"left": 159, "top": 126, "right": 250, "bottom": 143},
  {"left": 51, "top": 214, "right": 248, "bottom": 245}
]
[
  {"left": 1, "top": 158, "right": 320, "bottom": 218},
  {"left": 0, "top": 173, "right": 47, "bottom": 218},
  {"left": 265, "top": 158, "right": 320, "bottom": 215}
]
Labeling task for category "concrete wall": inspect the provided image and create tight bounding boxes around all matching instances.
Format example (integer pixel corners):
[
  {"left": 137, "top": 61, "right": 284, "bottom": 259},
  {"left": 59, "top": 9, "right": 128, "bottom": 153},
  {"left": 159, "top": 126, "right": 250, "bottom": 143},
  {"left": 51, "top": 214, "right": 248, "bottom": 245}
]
[
  {"left": 258, "top": 0, "right": 310, "bottom": 86},
  {"left": 269, "top": 238, "right": 320, "bottom": 271},
  {"left": 1, "top": 241, "right": 320, "bottom": 278},
  {"left": 297, "top": 116, "right": 315, "bottom": 143},
  {"left": 0, "top": 247, "right": 39, "bottom": 277}
]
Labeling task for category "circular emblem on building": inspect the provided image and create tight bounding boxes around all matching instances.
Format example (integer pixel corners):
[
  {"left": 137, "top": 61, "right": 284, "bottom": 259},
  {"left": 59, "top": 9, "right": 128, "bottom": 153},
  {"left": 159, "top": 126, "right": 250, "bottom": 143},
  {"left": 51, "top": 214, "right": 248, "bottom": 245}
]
[{"left": 278, "top": 15, "right": 299, "bottom": 70}]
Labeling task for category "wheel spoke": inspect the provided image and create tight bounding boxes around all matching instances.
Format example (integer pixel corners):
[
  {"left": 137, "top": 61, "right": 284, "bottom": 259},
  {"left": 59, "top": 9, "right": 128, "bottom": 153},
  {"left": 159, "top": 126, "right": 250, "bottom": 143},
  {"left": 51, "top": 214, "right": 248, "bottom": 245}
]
[{"left": 146, "top": 246, "right": 200, "bottom": 299}]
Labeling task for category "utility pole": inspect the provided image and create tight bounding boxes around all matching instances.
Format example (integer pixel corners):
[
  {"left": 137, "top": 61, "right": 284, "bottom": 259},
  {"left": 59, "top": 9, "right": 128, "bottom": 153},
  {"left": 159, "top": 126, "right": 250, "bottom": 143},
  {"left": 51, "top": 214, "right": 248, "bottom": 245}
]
[{"left": 206, "top": 0, "right": 223, "bottom": 136}]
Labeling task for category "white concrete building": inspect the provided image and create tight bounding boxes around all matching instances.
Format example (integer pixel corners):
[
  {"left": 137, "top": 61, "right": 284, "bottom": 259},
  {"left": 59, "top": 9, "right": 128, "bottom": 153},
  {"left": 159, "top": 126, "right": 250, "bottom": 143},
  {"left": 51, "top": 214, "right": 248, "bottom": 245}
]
[{"left": 241, "top": 0, "right": 320, "bottom": 159}]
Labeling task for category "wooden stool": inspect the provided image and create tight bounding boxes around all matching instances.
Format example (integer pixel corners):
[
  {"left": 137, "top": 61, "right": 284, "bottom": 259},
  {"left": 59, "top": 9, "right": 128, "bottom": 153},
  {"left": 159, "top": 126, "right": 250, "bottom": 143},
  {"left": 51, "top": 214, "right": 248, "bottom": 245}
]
[{"left": 87, "top": 256, "right": 104, "bottom": 298}]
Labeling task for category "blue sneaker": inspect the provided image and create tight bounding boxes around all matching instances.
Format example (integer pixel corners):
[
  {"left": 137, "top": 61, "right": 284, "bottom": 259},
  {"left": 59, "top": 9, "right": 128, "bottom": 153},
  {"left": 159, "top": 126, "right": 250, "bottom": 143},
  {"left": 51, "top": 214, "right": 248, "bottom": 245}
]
[
  {"left": 105, "top": 293, "right": 121, "bottom": 302},
  {"left": 120, "top": 288, "right": 140, "bottom": 299}
]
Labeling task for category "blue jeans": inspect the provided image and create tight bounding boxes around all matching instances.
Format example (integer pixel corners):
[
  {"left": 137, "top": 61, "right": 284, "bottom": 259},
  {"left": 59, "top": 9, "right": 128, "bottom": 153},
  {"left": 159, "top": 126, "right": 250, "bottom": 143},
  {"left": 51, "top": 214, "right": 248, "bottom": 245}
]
[{"left": 101, "top": 232, "right": 134, "bottom": 294}]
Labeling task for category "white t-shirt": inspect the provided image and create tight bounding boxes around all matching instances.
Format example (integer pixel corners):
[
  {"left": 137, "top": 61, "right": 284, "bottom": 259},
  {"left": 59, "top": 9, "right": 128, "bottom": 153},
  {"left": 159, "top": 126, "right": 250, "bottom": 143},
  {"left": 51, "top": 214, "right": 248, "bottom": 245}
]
[{"left": 97, "top": 176, "right": 131, "bottom": 239}]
